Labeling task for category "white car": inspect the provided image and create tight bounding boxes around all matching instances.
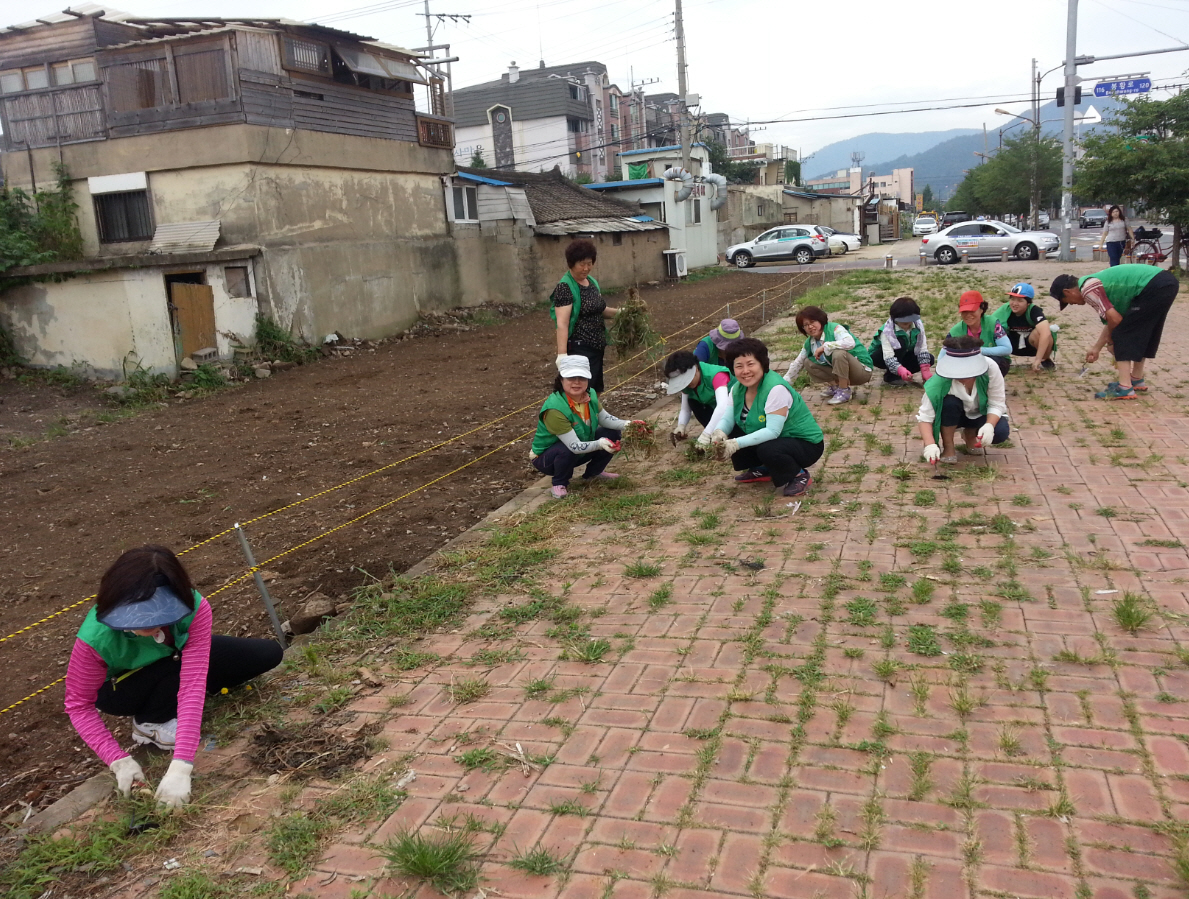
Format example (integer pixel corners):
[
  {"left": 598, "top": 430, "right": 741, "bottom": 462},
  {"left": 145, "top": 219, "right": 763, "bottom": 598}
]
[
  {"left": 820, "top": 226, "right": 861, "bottom": 254},
  {"left": 913, "top": 215, "right": 939, "bottom": 236}
]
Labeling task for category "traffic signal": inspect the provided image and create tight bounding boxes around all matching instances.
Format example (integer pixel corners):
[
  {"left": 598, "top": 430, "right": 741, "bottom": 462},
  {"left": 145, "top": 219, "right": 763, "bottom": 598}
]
[{"left": 1056, "top": 86, "right": 1083, "bottom": 107}]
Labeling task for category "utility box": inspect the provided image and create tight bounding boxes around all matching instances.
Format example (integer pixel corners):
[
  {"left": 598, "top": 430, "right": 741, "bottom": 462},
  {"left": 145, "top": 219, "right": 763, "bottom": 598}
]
[
  {"left": 663, "top": 249, "right": 688, "bottom": 278},
  {"left": 866, "top": 224, "right": 881, "bottom": 246}
]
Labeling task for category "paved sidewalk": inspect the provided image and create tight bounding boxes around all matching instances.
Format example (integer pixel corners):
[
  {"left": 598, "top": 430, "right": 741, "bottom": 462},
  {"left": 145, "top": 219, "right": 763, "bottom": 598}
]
[{"left": 222, "top": 280, "right": 1189, "bottom": 899}]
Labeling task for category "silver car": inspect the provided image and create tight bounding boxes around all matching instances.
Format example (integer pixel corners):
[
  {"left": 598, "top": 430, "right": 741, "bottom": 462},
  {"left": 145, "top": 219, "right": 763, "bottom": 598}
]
[
  {"left": 920, "top": 220, "right": 1060, "bottom": 264},
  {"left": 727, "top": 225, "right": 830, "bottom": 267},
  {"left": 820, "top": 226, "right": 861, "bottom": 254}
]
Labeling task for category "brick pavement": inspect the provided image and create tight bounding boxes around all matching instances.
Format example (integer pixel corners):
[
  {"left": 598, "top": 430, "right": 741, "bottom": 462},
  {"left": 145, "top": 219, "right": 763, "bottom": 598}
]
[{"left": 213, "top": 266, "right": 1189, "bottom": 898}]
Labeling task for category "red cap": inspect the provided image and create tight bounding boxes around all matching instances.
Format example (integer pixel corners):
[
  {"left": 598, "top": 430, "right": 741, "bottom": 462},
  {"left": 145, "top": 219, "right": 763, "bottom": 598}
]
[{"left": 958, "top": 290, "right": 984, "bottom": 312}]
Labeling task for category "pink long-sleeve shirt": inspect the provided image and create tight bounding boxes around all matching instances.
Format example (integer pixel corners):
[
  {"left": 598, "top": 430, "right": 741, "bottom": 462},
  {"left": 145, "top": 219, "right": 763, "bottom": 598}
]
[{"left": 64, "top": 598, "right": 213, "bottom": 764}]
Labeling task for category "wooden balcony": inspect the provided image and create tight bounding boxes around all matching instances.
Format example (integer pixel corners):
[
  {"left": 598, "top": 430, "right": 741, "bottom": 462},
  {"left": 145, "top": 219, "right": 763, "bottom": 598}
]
[{"left": 417, "top": 114, "right": 453, "bottom": 149}]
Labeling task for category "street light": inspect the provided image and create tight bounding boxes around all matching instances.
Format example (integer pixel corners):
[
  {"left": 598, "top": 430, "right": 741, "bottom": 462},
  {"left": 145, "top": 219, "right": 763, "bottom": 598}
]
[{"left": 995, "top": 108, "right": 1042, "bottom": 229}]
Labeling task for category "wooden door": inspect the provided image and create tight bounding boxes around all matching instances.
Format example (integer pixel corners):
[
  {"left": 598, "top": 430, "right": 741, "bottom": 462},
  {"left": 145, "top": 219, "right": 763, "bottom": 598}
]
[{"left": 170, "top": 283, "right": 216, "bottom": 359}]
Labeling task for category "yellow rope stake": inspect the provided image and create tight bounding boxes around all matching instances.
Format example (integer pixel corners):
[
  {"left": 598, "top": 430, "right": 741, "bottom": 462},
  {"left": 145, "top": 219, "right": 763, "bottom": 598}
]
[{"left": 0, "top": 276, "right": 805, "bottom": 649}]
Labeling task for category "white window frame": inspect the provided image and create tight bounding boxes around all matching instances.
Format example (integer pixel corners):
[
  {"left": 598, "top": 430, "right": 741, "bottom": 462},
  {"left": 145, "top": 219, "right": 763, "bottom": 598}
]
[{"left": 451, "top": 182, "right": 478, "bottom": 223}]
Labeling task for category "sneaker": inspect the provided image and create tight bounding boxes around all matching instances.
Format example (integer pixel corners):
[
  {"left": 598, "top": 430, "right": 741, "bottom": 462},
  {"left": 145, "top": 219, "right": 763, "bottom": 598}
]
[
  {"left": 584, "top": 471, "right": 619, "bottom": 480},
  {"left": 827, "top": 387, "right": 852, "bottom": 405},
  {"left": 1095, "top": 383, "right": 1137, "bottom": 400},
  {"left": 734, "top": 468, "right": 772, "bottom": 484},
  {"left": 132, "top": 717, "right": 177, "bottom": 750},
  {"left": 818, "top": 385, "right": 838, "bottom": 399},
  {"left": 1132, "top": 378, "right": 1148, "bottom": 391},
  {"left": 782, "top": 470, "right": 813, "bottom": 497},
  {"left": 549, "top": 485, "right": 569, "bottom": 499},
  {"left": 1041, "top": 359, "right": 1056, "bottom": 371}
]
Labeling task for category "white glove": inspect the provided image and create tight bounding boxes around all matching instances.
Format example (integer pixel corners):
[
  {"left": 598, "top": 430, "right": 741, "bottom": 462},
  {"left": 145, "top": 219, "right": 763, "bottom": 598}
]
[
  {"left": 719, "top": 438, "right": 739, "bottom": 461},
  {"left": 922, "top": 444, "right": 941, "bottom": 464},
  {"left": 555, "top": 354, "right": 566, "bottom": 370},
  {"left": 710, "top": 429, "right": 729, "bottom": 446},
  {"left": 155, "top": 759, "right": 193, "bottom": 810},
  {"left": 695, "top": 430, "right": 712, "bottom": 447},
  {"left": 976, "top": 423, "right": 995, "bottom": 447},
  {"left": 597, "top": 437, "right": 619, "bottom": 453},
  {"left": 110, "top": 755, "right": 146, "bottom": 797},
  {"left": 671, "top": 423, "right": 688, "bottom": 440}
]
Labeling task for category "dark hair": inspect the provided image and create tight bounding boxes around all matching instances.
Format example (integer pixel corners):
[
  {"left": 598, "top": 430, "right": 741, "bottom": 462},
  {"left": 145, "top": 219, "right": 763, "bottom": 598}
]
[
  {"left": 723, "top": 337, "right": 770, "bottom": 374},
  {"left": 663, "top": 350, "right": 699, "bottom": 378},
  {"left": 96, "top": 545, "right": 196, "bottom": 620},
  {"left": 1107, "top": 205, "right": 1125, "bottom": 222},
  {"left": 889, "top": 297, "right": 920, "bottom": 320},
  {"left": 943, "top": 335, "right": 982, "bottom": 354},
  {"left": 795, "top": 306, "right": 829, "bottom": 335},
  {"left": 1049, "top": 273, "right": 1078, "bottom": 302},
  {"left": 565, "top": 239, "right": 597, "bottom": 268}
]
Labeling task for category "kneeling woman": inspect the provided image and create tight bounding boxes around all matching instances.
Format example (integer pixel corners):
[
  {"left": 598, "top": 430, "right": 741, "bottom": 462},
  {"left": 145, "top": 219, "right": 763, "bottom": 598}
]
[
  {"left": 530, "top": 354, "right": 639, "bottom": 499},
  {"left": 663, "top": 349, "right": 735, "bottom": 448},
  {"left": 65, "top": 545, "right": 283, "bottom": 808},
  {"left": 916, "top": 335, "right": 1011, "bottom": 464},
  {"left": 713, "top": 337, "right": 825, "bottom": 497}
]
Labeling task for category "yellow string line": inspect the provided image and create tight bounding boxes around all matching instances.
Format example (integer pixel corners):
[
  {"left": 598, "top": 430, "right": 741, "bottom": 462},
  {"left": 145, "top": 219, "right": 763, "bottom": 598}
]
[
  {"left": 0, "top": 277, "right": 813, "bottom": 717},
  {"left": 0, "top": 276, "right": 801, "bottom": 647}
]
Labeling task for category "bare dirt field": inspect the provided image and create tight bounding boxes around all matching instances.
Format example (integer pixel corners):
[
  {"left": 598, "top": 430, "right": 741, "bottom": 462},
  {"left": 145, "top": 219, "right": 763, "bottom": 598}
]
[{"left": 0, "top": 269, "right": 816, "bottom": 818}]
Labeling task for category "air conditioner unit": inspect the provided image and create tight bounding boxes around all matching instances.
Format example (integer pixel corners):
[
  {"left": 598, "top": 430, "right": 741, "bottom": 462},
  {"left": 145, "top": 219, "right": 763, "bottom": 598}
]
[{"left": 663, "top": 249, "right": 688, "bottom": 278}]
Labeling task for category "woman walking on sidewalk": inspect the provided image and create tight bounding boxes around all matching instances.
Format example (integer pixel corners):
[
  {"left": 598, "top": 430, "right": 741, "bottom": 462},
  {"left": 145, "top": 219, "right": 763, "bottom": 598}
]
[
  {"left": 550, "top": 239, "right": 620, "bottom": 393},
  {"left": 711, "top": 337, "right": 825, "bottom": 497},
  {"left": 65, "top": 545, "right": 283, "bottom": 809},
  {"left": 785, "top": 306, "right": 873, "bottom": 406},
  {"left": 530, "top": 355, "right": 640, "bottom": 499},
  {"left": 916, "top": 336, "right": 1011, "bottom": 464},
  {"left": 1050, "top": 265, "right": 1180, "bottom": 400},
  {"left": 1097, "top": 206, "right": 1134, "bottom": 267}
]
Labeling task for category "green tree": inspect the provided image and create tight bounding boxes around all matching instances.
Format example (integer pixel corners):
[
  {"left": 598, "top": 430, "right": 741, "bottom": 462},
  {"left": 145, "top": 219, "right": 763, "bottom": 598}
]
[
  {"left": 785, "top": 158, "right": 801, "bottom": 186},
  {"left": 0, "top": 163, "right": 82, "bottom": 273},
  {"left": 945, "top": 135, "right": 1061, "bottom": 217},
  {"left": 1077, "top": 91, "right": 1189, "bottom": 269},
  {"left": 469, "top": 150, "right": 487, "bottom": 169},
  {"left": 921, "top": 184, "right": 935, "bottom": 211},
  {"left": 705, "top": 140, "right": 757, "bottom": 184}
]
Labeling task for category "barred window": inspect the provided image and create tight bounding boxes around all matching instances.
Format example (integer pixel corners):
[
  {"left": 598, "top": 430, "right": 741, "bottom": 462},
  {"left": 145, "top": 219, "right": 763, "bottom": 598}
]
[
  {"left": 94, "top": 190, "right": 153, "bottom": 242},
  {"left": 283, "top": 37, "right": 330, "bottom": 75}
]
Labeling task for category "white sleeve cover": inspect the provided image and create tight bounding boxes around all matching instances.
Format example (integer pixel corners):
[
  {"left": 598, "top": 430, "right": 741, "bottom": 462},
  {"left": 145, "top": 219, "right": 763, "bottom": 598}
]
[
  {"left": 677, "top": 394, "right": 692, "bottom": 428},
  {"left": 786, "top": 348, "right": 809, "bottom": 382},
  {"left": 822, "top": 324, "right": 856, "bottom": 352},
  {"left": 597, "top": 408, "right": 629, "bottom": 430},
  {"left": 558, "top": 429, "right": 600, "bottom": 454},
  {"left": 985, "top": 360, "right": 1008, "bottom": 418},
  {"left": 915, "top": 392, "right": 936, "bottom": 424},
  {"left": 703, "top": 385, "right": 733, "bottom": 435}
]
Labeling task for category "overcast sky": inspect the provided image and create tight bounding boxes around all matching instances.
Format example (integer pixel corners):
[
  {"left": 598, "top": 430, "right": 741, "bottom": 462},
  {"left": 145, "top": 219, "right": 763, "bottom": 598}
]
[{"left": 8, "top": 0, "right": 1189, "bottom": 157}]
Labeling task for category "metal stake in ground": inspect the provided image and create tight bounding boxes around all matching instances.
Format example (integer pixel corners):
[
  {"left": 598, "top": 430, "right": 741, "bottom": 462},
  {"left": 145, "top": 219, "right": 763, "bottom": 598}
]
[{"left": 233, "top": 524, "right": 288, "bottom": 648}]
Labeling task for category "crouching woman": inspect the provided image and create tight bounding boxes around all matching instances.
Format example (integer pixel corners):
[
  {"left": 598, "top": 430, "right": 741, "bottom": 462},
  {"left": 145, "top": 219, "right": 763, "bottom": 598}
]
[
  {"left": 530, "top": 354, "right": 640, "bottom": 499},
  {"left": 663, "top": 349, "right": 735, "bottom": 449},
  {"left": 65, "top": 545, "right": 283, "bottom": 809},
  {"left": 712, "top": 337, "right": 825, "bottom": 497},
  {"left": 916, "top": 335, "right": 1010, "bottom": 464}
]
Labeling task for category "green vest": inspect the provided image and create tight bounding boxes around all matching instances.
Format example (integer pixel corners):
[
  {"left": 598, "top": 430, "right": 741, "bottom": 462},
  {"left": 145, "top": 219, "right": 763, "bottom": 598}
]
[
  {"left": 76, "top": 595, "right": 199, "bottom": 679},
  {"left": 698, "top": 335, "right": 721, "bottom": 366},
  {"left": 803, "top": 321, "right": 873, "bottom": 368},
  {"left": 948, "top": 314, "right": 998, "bottom": 349},
  {"left": 731, "top": 371, "right": 824, "bottom": 443},
  {"left": 685, "top": 362, "right": 732, "bottom": 406},
  {"left": 549, "top": 271, "right": 601, "bottom": 338},
  {"left": 531, "top": 390, "right": 601, "bottom": 455},
  {"left": 923, "top": 372, "right": 989, "bottom": 444},
  {"left": 990, "top": 302, "right": 1057, "bottom": 351},
  {"left": 868, "top": 324, "right": 921, "bottom": 358},
  {"left": 1080, "top": 264, "right": 1162, "bottom": 317}
]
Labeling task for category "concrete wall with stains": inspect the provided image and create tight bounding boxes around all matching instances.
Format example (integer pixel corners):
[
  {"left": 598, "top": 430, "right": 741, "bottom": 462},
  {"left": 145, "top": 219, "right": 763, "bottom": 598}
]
[{"left": 532, "top": 231, "right": 667, "bottom": 297}]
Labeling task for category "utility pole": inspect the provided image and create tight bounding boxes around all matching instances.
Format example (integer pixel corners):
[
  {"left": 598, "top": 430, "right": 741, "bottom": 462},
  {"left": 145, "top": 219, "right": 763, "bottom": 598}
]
[
  {"left": 674, "top": 0, "right": 691, "bottom": 173},
  {"left": 1030, "top": 57, "right": 1039, "bottom": 231},
  {"left": 1059, "top": 0, "right": 1078, "bottom": 262}
]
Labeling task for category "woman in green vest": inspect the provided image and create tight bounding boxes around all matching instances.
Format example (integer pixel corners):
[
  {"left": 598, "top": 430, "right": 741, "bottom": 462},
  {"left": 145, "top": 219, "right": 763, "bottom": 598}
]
[
  {"left": 990, "top": 283, "right": 1057, "bottom": 373},
  {"left": 663, "top": 349, "right": 735, "bottom": 448},
  {"left": 64, "top": 545, "right": 283, "bottom": 808},
  {"left": 947, "top": 290, "right": 1012, "bottom": 374},
  {"left": 916, "top": 336, "right": 1010, "bottom": 464},
  {"left": 530, "top": 354, "right": 641, "bottom": 499},
  {"left": 785, "top": 306, "right": 873, "bottom": 406},
  {"left": 709, "top": 337, "right": 825, "bottom": 497},
  {"left": 1050, "top": 266, "right": 1179, "bottom": 400},
  {"left": 551, "top": 239, "right": 620, "bottom": 394},
  {"left": 694, "top": 319, "right": 743, "bottom": 366}
]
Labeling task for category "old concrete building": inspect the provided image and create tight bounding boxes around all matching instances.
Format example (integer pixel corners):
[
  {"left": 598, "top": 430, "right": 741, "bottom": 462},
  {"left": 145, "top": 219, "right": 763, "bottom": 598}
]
[{"left": 0, "top": 8, "right": 463, "bottom": 377}]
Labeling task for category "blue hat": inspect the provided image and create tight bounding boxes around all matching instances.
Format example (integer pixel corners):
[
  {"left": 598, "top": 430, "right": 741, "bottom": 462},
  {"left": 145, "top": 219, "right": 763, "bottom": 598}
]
[
  {"left": 97, "top": 586, "right": 193, "bottom": 631},
  {"left": 1008, "top": 282, "right": 1035, "bottom": 300}
]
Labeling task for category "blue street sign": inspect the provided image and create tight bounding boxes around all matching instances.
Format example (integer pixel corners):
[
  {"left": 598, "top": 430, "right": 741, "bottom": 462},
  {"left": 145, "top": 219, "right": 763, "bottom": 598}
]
[{"left": 1094, "top": 78, "right": 1152, "bottom": 97}]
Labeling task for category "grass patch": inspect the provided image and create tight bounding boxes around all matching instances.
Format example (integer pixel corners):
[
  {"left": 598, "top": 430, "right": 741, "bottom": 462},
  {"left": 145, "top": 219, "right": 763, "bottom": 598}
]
[
  {"left": 507, "top": 844, "right": 567, "bottom": 876},
  {"left": 381, "top": 830, "right": 480, "bottom": 894},
  {"left": 624, "top": 559, "right": 662, "bottom": 578},
  {"left": 907, "top": 624, "right": 942, "bottom": 656},
  {"left": 647, "top": 583, "right": 673, "bottom": 611},
  {"left": 1112, "top": 592, "right": 1154, "bottom": 635}
]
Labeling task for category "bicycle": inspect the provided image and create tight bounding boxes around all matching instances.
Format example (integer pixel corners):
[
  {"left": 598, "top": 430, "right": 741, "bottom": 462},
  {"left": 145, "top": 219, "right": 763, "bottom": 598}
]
[{"left": 1129, "top": 226, "right": 1189, "bottom": 265}]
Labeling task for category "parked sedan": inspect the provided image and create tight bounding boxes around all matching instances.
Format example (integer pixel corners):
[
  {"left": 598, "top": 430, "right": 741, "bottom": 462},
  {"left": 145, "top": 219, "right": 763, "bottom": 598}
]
[
  {"left": 820, "top": 226, "right": 862, "bottom": 254},
  {"left": 912, "top": 215, "right": 938, "bottom": 236},
  {"left": 727, "top": 225, "right": 830, "bottom": 267},
  {"left": 1079, "top": 209, "right": 1107, "bottom": 229},
  {"left": 920, "top": 220, "right": 1060, "bottom": 264}
]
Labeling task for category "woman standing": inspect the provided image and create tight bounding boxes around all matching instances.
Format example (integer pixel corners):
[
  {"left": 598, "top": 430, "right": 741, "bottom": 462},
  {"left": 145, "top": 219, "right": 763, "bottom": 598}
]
[
  {"left": 947, "top": 290, "right": 1012, "bottom": 375},
  {"left": 785, "top": 306, "right": 873, "bottom": 406},
  {"left": 711, "top": 337, "right": 824, "bottom": 497},
  {"left": 1097, "top": 206, "right": 1133, "bottom": 267},
  {"left": 530, "top": 355, "right": 640, "bottom": 499},
  {"left": 551, "top": 239, "right": 619, "bottom": 393},
  {"left": 917, "top": 336, "right": 1011, "bottom": 464},
  {"left": 65, "top": 546, "right": 283, "bottom": 808}
]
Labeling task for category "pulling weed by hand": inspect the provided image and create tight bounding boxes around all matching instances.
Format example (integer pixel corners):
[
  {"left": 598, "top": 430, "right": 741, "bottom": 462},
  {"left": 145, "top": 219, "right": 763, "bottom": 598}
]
[{"left": 619, "top": 419, "right": 657, "bottom": 459}]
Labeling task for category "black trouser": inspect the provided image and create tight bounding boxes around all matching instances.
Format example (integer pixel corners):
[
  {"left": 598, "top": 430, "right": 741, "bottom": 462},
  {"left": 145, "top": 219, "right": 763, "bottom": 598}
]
[
  {"left": 939, "top": 395, "right": 1010, "bottom": 444},
  {"left": 95, "top": 636, "right": 283, "bottom": 725},
  {"left": 532, "top": 426, "right": 618, "bottom": 486},
  {"left": 729, "top": 426, "right": 825, "bottom": 487},
  {"left": 1113, "top": 270, "right": 1179, "bottom": 362},
  {"left": 989, "top": 355, "right": 1011, "bottom": 375},
  {"left": 566, "top": 340, "right": 605, "bottom": 394},
  {"left": 870, "top": 344, "right": 921, "bottom": 382},
  {"left": 688, "top": 398, "right": 715, "bottom": 428}
]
